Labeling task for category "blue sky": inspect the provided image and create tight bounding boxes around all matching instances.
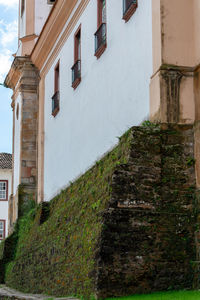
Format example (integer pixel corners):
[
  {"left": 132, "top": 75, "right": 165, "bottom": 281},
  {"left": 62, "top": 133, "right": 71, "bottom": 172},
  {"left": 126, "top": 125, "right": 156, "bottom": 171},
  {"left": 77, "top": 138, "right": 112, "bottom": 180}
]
[{"left": 0, "top": 0, "right": 18, "bottom": 154}]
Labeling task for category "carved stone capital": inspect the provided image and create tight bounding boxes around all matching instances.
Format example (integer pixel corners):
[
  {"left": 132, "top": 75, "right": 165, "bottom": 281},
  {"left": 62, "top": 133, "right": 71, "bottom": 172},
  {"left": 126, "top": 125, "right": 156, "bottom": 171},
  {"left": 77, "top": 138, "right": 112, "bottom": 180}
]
[{"left": 160, "top": 69, "right": 183, "bottom": 123}]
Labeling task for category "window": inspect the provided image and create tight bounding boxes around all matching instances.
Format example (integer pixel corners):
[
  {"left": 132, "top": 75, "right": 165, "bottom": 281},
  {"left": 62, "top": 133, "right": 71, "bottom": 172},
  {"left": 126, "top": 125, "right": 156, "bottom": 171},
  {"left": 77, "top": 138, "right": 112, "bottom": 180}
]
[
  {"left": 52, "top": 61, "right": 60, "bottom": 117},
  {"left": 21, "top": 0, "right": 25, "bottom": 16},
  {"left": 16, "top": 103, "right": 19, "bottom": 120},
  {"left": 72, "top": 26, "right": 81, "bottom": 89},
  {"left": 94, "top": 0, "right": 107, "bottom": 59},
  {"left": 0, "top": 181, "right": 8, "bottom": 201},
  {"left": 123, "top": 0, "right": 138, "bottom": 22},
  {"left": 0, "top": 220, "right": 5, "bottom": 240},
  {"left": 47, "top": 0, "right": 56, "bottom": 4}
]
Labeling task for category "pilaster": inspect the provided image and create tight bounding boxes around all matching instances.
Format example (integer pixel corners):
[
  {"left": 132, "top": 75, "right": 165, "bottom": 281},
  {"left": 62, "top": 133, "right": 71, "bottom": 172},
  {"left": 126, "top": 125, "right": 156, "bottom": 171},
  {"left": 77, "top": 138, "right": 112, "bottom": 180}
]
[{"left": 5, "top": 57, "right": 39, "bottom": 228}]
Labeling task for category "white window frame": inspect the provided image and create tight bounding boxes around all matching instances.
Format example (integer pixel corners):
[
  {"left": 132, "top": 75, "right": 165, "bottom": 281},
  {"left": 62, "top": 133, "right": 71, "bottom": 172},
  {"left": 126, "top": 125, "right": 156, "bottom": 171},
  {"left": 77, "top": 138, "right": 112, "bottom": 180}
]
[
  {"left": 0, "top": 220, "right": 5, "bottom": 240},
  {"left": 0, "top": 181, "right": 7, "bottom": 200}
]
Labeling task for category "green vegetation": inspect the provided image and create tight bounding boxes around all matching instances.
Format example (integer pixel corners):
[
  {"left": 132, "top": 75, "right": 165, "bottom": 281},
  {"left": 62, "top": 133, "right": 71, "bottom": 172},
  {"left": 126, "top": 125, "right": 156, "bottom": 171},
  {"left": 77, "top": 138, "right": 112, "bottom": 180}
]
[
  {"left": 106, "top": 291, "right": 200, "bottom": 300},
  {"left": 0, "top": 125, "right": 197, "bottom": 299},
  {"left": 0, "top": 129, "right": 132, "bottom": 298}
]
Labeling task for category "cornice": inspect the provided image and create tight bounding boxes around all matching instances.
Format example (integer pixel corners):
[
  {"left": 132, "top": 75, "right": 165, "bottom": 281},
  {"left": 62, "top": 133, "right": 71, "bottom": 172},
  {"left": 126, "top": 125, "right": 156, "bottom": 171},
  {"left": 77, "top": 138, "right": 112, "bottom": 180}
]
[
  {"left": 4, "top": 56, "right": 38, "bottom": 91},
  {"left": 19, "top": 33, "right": 38, "bottom": 42},
  {"left": 4, "top": 57, "right": 30, "bottom": 90}
]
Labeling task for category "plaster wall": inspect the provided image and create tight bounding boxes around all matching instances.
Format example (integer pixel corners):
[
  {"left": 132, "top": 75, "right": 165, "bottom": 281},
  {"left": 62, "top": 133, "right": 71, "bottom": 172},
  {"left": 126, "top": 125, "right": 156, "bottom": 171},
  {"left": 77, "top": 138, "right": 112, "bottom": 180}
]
[
  {"left": 150, "top": 72, "right": 161, "bottom": 121},
  {"left": 19, "top": 0, "right": 26, "bottom": 39},
  {"left": 193, "top": 0, "right": 200, "bottom": 66},
  {"left": 43, "top": 0, "right": 153, "bottom": 201},
  {"left": 35, "top": 0, "right": 52, "bottom": 37},
  {"left": 17, "top": 0, "right": 52, "bottom": 56},
  {"left": 13, "top": 94, "right": 22, "bottom": 196},
  {"left": 160, "top": 0, "right": 195, "bottom": 67},
  {"left": 152, "top": 0, "right": 161, "bottom": 74},
  {"left": 0, "top": 169, "right": 12, "bottom": 238},
  {"left": 180, "top": 76, "right": 195, "bottom": 123},
  {"left": 150, "top": 0, "right": 196, "bottom": 124}
]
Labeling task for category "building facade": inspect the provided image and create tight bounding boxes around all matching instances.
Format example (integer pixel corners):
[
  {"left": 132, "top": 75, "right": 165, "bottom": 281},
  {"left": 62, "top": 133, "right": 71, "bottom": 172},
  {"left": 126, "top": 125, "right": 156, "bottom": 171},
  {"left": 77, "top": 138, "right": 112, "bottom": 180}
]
[
  {"left": 4, "top": 0, "right": 200, "bottom": 228},
  {"left": 0, "top": 153, "right": 12, "bottom": 240}
]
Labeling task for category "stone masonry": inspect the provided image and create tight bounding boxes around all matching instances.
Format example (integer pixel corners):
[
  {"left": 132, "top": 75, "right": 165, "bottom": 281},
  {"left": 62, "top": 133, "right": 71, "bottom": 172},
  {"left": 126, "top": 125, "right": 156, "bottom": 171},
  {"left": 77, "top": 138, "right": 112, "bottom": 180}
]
[
  {"left": 96, "top": 124, "right": 197, "bottom": 298},
  {"left": 5, "top": 57, "right": 39, "bottom": 230},
  {"left": 0, "top": 124, "right": 198, "bottom": 299},
  {"left": 19, "top": 58, "right": 39, "bottom": 197}
]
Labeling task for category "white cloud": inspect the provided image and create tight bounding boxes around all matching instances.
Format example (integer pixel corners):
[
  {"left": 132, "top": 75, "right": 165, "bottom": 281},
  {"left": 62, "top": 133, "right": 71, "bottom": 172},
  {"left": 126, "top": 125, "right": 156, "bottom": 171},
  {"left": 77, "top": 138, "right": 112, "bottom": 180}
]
[
  {"left": 0, "top": 20, "right": 18, "bottom": 82},
  {"left": 0, "top": 0, "right": 18, "bottom": 8},
  {"left": 0, "top": 20, "right": 18, "bottom": 47},
  {"left": 0, "top": 50, "right": 12, "bottom": 82}
]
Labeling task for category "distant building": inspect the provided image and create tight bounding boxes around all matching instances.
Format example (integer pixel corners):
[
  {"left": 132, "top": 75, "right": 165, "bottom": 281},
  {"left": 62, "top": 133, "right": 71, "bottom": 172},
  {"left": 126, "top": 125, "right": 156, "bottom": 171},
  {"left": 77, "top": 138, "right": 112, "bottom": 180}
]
[{"left": 0, "top": 153, "right": 12, "bottom": 240}]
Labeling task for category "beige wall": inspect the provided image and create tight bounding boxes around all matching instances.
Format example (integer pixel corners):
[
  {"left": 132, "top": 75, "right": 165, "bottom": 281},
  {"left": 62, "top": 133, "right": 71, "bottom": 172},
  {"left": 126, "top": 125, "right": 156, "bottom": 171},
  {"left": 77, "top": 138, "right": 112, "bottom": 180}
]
[
  {"left": 152, "top": 0, "right": 161, "bottom": 74},
  {"left": 161, "top": 0, "right": 195, "bottom": 67},
  {"left": 151, "top": 0, "right": 200, "bottom": 188},
  {"left": 150, "top": 0, "right": 197, "bottom": 124},
  {"left": 193, "top": 0, "right": 200, "bottom": 66}
]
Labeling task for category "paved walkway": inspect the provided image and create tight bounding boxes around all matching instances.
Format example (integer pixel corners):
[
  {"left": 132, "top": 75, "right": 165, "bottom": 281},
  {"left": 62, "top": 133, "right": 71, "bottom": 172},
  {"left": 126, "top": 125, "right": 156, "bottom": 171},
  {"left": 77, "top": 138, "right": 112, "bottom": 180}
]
[{"left": 0, "top": 285, "right": 79, "bottom": 300}]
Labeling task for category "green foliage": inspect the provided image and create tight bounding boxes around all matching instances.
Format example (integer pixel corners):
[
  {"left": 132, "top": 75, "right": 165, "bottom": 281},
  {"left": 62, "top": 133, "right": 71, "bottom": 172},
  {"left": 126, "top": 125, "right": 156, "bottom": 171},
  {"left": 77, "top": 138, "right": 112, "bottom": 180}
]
[
  {"left": 2, "top": 129, "right": 132, "bottom": 299},
  {"left": 18, "top": 184, "right": 36, "bottom": 218},
  {"left": 187, "top": 157, "right": 196, "bottom": 167},
  {"left": 106, "top": 290, "right": 200, "bottom": 300},
  {"left": 141, "top": 120, "right": 159, "bottom": 128}
]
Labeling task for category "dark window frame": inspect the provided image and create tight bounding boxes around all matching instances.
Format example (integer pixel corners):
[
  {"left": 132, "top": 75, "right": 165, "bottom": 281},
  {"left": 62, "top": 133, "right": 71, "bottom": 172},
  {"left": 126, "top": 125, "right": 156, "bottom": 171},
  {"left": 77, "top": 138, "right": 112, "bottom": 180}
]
[
  {"left": 21, "top": 0, "right": 25, "bottom": 17},
  {"left": 52, "top": 61, "right": 60, "bottom": 117},
  {"left": 123, "top": 0, "right": 138, "bottom": 22},
  {"left": 71, "top": 25, "right": 81, "bottom": 90},
  {"left": 94, "top": 0, "right": 107, "bottom": 59}
]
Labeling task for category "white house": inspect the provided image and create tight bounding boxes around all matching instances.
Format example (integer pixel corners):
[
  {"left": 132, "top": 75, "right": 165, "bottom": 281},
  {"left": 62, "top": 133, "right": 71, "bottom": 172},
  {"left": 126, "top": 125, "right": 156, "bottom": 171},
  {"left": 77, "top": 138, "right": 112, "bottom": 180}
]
[{"left": 0, "top": 153, "right": 12, "bottom": 240}]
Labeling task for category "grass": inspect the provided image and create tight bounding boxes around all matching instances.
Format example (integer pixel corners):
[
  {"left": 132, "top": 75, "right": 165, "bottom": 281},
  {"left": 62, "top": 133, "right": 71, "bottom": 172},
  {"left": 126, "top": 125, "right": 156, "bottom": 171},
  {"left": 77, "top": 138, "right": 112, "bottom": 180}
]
[{"left": 106, "top": 291, "right": 200, "bottom": 300}]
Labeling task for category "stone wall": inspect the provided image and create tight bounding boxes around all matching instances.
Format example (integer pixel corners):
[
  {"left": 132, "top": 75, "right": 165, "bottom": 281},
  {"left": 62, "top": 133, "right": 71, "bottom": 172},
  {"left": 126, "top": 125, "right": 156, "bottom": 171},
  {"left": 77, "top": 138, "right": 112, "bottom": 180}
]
[
  {"left": 0, "top": 124, "right": 198, "bottom": 299},
  {"left": 96, "top": 124, "right": 197, "bottom": 298}
]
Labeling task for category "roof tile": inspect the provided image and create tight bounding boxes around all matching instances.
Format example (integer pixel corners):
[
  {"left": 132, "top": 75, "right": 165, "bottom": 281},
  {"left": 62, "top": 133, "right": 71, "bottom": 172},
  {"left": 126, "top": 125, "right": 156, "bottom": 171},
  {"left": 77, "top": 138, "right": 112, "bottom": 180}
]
[{"left": 0, "top": 153, "right": 12, "bottom": 169}]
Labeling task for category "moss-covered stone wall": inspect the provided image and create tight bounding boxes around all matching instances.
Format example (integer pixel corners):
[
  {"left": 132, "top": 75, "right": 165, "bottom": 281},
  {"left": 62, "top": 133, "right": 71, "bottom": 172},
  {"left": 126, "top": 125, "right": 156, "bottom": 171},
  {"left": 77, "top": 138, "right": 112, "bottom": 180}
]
[
  {"left": 96, "top": 124, "right": 197, "bottom": 298},
  {"left": 0, "top": 124, "right": 198, "bottom": 299},
  {"left": 0, "top": 130, "right": 132, "bottom": 298}
]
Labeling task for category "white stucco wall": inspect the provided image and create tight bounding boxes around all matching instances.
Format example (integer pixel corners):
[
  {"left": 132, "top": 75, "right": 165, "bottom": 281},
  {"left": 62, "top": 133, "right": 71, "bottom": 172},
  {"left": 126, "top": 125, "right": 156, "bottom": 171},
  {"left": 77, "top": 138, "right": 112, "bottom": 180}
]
[
  {"left": 35, "top": 0, "right": 52, "bottom": 36},
  {"left": 43, "top": 0, "right": 153, "bottom": 201},
  {"left": 13, "top": 94, "right": 22, "bottom": 196},
  {"left": 19, "top": 0, "right": 26, "bottom": 39},
  {"left": 17, "top": 0, "right": 52, "bottom": 56},
  {"left": 0, "top": 169, "right": 12, "bottom": 239}
]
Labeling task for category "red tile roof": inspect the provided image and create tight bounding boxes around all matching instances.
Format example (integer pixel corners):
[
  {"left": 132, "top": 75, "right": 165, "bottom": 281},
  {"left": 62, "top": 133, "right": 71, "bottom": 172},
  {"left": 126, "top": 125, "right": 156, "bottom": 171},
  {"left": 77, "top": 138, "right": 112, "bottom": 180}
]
[{"left": 0, "top": 153, "right": 12, "bottom": 169}]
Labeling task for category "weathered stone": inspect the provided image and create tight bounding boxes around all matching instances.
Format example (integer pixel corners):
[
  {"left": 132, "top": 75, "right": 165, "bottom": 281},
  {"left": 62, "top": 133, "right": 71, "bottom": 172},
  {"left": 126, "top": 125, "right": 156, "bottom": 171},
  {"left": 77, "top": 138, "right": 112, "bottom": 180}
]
[{"left": 96, "top": 124, "right": 197, "bottom": 298}]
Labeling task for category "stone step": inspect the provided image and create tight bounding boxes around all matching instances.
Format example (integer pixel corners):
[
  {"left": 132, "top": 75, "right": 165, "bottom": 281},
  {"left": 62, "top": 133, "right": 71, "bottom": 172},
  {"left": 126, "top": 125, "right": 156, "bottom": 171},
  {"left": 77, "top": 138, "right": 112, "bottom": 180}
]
[{"left": 0, "top": 285, "right": 78, "bottom": 300}]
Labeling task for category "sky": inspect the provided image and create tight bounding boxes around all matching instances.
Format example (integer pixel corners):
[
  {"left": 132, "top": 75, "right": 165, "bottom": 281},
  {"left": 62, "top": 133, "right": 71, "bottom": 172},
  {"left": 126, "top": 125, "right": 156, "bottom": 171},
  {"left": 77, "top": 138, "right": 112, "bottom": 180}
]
[{"left": 0, "top": 0, "right": 18, "bottom": 154}]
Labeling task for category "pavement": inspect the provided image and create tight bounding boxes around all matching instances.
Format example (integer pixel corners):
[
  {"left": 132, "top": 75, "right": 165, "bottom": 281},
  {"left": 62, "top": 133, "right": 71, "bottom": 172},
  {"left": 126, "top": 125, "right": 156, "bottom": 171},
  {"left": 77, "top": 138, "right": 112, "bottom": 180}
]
[{"left": 0, "top": 285, "right": 79, "bottom": 300}]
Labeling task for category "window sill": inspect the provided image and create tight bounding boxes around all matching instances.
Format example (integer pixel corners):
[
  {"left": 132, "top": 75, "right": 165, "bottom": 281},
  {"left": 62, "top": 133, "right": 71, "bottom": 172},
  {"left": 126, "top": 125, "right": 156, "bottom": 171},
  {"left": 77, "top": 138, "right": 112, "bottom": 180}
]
[
  {"left": 72, "top": 77, "right": 81, "bottom": 90},
  {"left": 52, "top": 106, "right": 59, "bottom": 117},
  {"left": 95, "top": 43, "right": 107, "bottom": 59},
  {"left": 123, "top": 3, "right": 137, "bottom": 22}
]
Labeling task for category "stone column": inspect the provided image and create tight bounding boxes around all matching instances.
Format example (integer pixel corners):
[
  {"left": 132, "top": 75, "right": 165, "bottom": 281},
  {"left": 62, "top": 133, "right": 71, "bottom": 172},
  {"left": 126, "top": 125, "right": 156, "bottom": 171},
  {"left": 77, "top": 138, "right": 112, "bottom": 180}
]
[
  {"left": 5, "top": 57, "right": 39, "bottom": 226},
  {"left": 160, "top": 69, "right": 183, "bottom": 123},
  {"left": 19, "top": 59, "right": 39, "bottom": 201}
]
